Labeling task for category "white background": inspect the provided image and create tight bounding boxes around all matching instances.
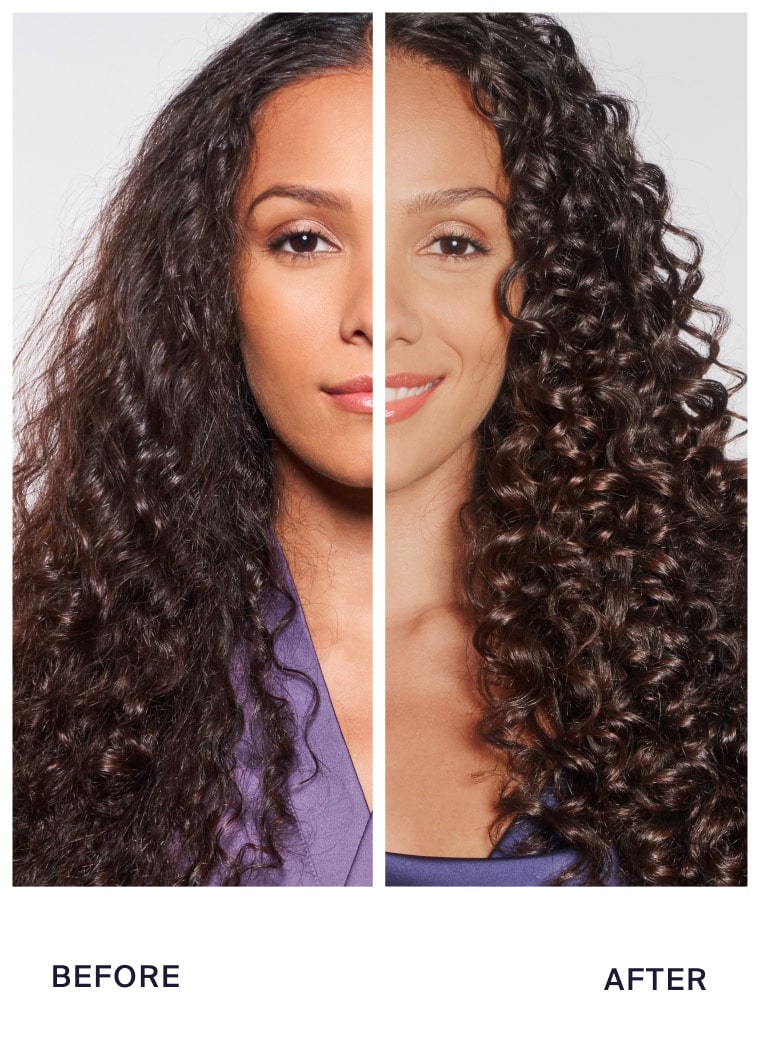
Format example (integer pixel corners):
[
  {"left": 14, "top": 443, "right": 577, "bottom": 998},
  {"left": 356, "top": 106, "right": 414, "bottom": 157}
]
[{"left": 5, "top": 5, "right": 754, "bottom": 1063}]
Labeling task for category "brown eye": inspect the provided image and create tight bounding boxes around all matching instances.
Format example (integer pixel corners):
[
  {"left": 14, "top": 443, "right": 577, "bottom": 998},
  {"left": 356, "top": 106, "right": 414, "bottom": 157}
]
[
  {"left": 427, "top": 234, "right": 487, "bottom": 258},
  {"left": 269, "top": 229, "right": 335, "bottom": 256},
  {"left": 287, "top": 232, "right": 321, "bottom": 253},
  {"left": 438, "top": 236, "right": 472, "bottom": 256}
]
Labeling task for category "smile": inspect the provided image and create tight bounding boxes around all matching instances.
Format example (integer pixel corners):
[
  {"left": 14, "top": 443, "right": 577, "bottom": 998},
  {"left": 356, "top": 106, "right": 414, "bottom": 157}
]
[
  {"left": 385, "top": 382, "right": 436, "bottom": 402},
  {"left": 385, "top": 374, "right": 442, "bottom": 423},
  {"left": 323, "top": 374, "right": 373, "bottom": 414}
]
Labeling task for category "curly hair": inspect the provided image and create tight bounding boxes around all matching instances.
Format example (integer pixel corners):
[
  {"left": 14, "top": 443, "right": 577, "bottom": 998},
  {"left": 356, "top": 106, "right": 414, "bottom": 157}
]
[
  {"left": 387, "top": 13, "right": 746, "bottom": 885},
  {"left": 14, "top": 13, "right": 372, "bottom": 885}
]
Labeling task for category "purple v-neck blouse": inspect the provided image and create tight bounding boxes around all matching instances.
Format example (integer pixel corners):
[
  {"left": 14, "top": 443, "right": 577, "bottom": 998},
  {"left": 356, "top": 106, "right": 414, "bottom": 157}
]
[
  {"left": 385, "top": 843, "right": 614, "bottom": 887},
  {"left": 386, "top": 792, "right": 622, "bottom": 886},
  {"left": 216, "top": 549, "right": 372, "bottom": 886},
  {"left": 386, "top": 849, "right": 569, "bottom": 887}
]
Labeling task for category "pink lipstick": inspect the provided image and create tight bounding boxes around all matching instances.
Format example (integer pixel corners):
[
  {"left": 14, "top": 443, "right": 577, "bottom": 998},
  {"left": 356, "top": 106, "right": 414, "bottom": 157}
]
[
  {"left": 323, "top": 374, "right": 373, "bottom": 414},
  {"left": 385, "top": 373, "right": 442, "bottom": 423}
]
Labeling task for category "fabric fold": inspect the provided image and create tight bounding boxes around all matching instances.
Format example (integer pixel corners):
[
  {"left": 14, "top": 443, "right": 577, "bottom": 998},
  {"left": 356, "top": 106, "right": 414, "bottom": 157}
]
[{"left": 218, "top": 542, "right": 372, "bottom": 886}]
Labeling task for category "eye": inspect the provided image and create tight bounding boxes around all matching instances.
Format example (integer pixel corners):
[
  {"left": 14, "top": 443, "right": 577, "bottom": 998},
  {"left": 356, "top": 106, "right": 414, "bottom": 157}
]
[
  {"left": 425, "top": 234, "right": 489, "bottom": 258},
  {"left": 268, "top": 228, "right": 338, "bottom": 257}
]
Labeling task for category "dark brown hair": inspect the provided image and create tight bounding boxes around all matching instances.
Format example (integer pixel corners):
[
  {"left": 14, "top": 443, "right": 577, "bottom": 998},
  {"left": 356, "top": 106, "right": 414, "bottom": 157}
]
[
  {"left": 388, "top": 12, "right": 746, "bottom": 885},
  {"left": 14, "top": 13, "right": 372, "bottom": 885}
]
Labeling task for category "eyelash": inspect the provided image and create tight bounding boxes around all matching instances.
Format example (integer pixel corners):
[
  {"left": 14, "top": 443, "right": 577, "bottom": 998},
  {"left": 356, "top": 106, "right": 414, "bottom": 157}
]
[
  {"left": 265, "top": 228, "right": 489, "bottom": 262},
  {"left": 266, "top": 227, "right": 339, "bottom": 261},
  {"left": 425, "top": 232, "right": 490, "bottom": 259}
]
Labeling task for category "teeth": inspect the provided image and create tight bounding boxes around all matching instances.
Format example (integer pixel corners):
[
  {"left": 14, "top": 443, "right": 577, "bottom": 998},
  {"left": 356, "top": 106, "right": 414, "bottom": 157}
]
[{"left": 385, "top": 381, "right": 436, "bottom": 403}]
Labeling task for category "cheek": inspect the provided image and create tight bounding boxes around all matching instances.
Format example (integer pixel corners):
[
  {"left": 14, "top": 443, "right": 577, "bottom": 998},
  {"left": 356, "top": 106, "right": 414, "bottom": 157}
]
[
  {"left": 237, "top": 268, "right": 331, "bottom": 417},
  {"left": 423, "top": 279, "right": 508, "bottom": 414},
  {"left": 234, "top": 264, "right": 372, "bottom": 489}
]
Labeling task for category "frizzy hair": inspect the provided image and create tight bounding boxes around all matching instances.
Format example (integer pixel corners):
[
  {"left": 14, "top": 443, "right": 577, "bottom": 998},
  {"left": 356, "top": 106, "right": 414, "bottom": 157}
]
[
  {"left": 14, "top": 13, "right": 372, "bottom": 885},
  {"left": 387, "top": 13, "right": 746, "bottom": 884}
]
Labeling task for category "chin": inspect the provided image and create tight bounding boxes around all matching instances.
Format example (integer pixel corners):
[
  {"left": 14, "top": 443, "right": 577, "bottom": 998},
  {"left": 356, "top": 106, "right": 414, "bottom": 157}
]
[
  {"left": 384, "top": 451, "right": 438, "bottom": 495},
  {"left": 335, "top": 468, "right": 373, "bottom": 491},
  {"left": 328, "top": 445, "right": 373, "bottom": 490},
  {"left": 384, "top": 462, "right": 420, "bottom": 495},
  {"left": 313, "top": 457, "right": 372, "bottom": 492}
]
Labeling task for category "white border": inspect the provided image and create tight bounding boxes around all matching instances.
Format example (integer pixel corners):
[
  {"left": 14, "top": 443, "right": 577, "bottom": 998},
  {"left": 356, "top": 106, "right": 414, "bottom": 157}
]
[{"left": 372, "top": 11, "right": 386, "bottom": 888}]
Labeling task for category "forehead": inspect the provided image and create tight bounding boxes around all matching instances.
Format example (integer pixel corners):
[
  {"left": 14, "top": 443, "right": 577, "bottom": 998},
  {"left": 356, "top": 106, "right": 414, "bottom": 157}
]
[
  {"left": 247, "top": 68, "right": 372, "bottom": 188},
  {"left": 386, "top": 56, "right": 506, "bottom": 197}
]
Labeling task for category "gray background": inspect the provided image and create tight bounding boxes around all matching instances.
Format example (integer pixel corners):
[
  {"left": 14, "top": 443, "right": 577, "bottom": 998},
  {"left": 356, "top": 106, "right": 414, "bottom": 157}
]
[
  {"left": 14, "top": 13, "right": 746, "bottom": 429},
  {"left": 14, "top": 13, "right": 255, "bottom": 344},
  {"left": 562, "top": 13, "right": 746, "bottom": 433}
]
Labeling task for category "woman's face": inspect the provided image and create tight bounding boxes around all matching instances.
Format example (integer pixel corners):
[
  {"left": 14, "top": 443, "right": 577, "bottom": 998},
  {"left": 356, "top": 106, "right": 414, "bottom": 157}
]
[
  {"left": 385, "top": 57, "right": 517, "bottom": 494},
  {"left": 236, "top": 68, "right": 372, "bottom": 489}
]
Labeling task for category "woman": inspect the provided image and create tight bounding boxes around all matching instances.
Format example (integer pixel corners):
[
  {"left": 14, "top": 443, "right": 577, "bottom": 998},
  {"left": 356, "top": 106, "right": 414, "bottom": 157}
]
[
  {"left": 14, "top": 12, "right": 373, "bottom": 886},
  {"left": 385, "top": 13, "right": 746, "bottom": 886}
]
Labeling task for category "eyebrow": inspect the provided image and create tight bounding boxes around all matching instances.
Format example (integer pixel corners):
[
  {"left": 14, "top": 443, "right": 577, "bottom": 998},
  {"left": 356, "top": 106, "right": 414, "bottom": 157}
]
[
  {"left": 247, "top": 183, "right": 352, "bottom": 217},
  {"left": 404, "top": 187, "right": 506, "bottom": 213}
]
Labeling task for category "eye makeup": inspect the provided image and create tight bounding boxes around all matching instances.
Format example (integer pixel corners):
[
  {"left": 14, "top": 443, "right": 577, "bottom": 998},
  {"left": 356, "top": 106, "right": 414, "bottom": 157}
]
[{"left": 264, "top": 221, "right": 341, "bottom": 262}]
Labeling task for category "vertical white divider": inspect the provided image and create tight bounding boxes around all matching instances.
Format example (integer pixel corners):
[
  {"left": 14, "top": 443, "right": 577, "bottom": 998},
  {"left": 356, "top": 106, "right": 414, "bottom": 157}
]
[{"left": 371, "top": 11, "right": 386, "bottom": 888}]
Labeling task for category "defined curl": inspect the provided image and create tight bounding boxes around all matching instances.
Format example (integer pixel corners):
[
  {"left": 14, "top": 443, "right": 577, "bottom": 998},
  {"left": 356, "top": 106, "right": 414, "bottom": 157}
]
[
  {"left": 14, "top": 13, "right": 372, "bottom": 885},
  {"left": 388, "top": 13, "right": 745, "bottom": 885}
]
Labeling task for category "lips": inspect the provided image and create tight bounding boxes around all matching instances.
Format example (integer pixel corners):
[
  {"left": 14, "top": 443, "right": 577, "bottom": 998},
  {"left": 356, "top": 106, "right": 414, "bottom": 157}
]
[
  {"left": 323, "top": 374, "right": 373, "bottom": 414},
  {"left": 385, "top": 373, "right": 442, "bottom": 423}
]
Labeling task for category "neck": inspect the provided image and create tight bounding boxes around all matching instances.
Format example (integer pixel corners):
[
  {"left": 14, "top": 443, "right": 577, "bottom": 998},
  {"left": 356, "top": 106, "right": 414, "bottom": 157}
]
[
  {"left": 273, "top": 444, "right": 373, "bottom": 616},
  {"left": 386, "top": 439, "right": 476, "bottom": 630}
]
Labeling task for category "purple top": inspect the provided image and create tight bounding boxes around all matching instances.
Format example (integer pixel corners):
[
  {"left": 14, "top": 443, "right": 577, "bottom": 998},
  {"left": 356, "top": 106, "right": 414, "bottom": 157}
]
[
  {"left": 216, "top": 548, "right": 372, "bottom": 886},
  {"left": 385, "top": 846, "right": 605, "bottom": 887},
  {"left": 386, "top": 806, "right": 622, "bottom": 887}
]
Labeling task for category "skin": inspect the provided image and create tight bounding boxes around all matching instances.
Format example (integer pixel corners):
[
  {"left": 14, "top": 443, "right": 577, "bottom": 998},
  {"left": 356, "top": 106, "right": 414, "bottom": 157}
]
[
  {"left": 237, "top": 69, "right": 373, "bottom": 490},
  {"left": 385, "top": 57, "right": 518, "bottom": 856},
  {"left": 386, "top": 57, "right": 515, "bottom": 495},
  {"left": 236, "top": 68, "right": 373, "bottom": 806}
]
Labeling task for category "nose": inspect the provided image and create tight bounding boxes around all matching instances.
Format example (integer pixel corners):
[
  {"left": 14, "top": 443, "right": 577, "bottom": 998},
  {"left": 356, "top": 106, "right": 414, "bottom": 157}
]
[
  {"left": 339, "top": 254, "right": 372, "bottom": 347},
  {"left": 386, "top": 259, "right": 422, "bottom": 347}
]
